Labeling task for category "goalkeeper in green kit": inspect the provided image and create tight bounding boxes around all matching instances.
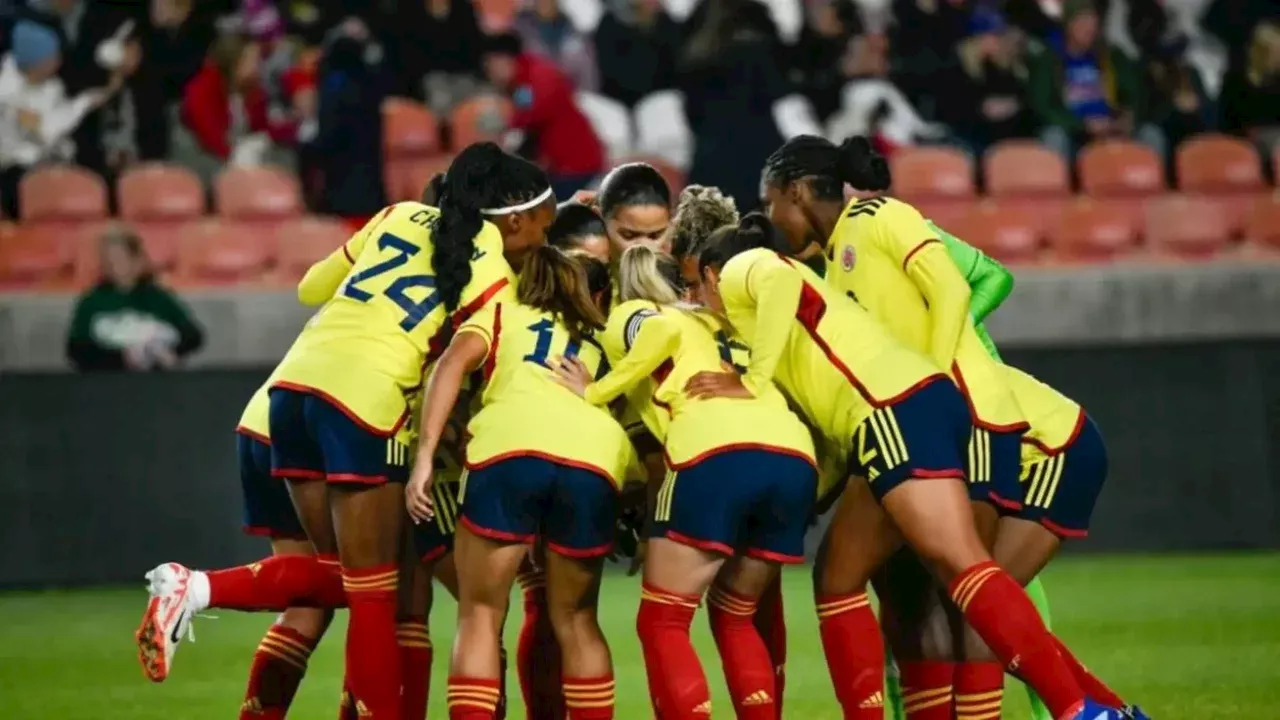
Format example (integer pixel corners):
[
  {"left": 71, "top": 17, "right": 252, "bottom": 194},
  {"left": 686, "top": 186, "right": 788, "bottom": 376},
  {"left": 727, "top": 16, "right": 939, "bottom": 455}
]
[{"left": 879, "top": 221, "right": 1055, "bottom": 720}]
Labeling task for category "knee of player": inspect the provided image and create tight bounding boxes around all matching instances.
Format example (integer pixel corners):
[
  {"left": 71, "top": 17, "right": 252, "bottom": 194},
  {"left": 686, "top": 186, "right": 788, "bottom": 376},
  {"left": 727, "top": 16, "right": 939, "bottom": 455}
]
[{"left": 279, "top": 607, "right": 332, "bottom": 640}]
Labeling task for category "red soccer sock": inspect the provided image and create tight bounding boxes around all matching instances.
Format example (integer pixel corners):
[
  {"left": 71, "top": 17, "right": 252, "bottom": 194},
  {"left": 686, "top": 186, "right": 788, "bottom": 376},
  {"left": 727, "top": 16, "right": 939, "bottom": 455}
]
[
  {"left": 949, "top": 562, "right": 1085, "bottom": 719},
  {"left": 636, "top": 583, "right": 711, "bottom": 718},
  {"left": 954, "top": 662, "right": 1004, "bottom": 720},
  {"left": 397, "top": 617, "right": 433, "bottom": 720},
  {"left": 448, "top": 676, "right": 503, "bottom": 720},
  {"left": 900, "top": 661, "right": 955, "bottom": 720},
  {"left": 1050, "top": 635, "right": 1127, "bottom": 708},
  {"left": 707, "top": 587, "right": 776, "bottom": 719},
  {"left": 343, "top": 564, "right": 402, "bottom": 720},
  {"left": 517, "top": 572, "right": 565, "bottom": 720},
  {"left": 753, "top": 578, "right": 787, "bottom": 719},
  {"left": 209, "top": 554, "right": 346, "bottom": 610},
  {"left": 238, "top": 624, "right": 318, "bottom": 720},
  {"left": 816, "top": 591, "right": 885, "bottom": 718},
  {"left": 562, "top": 674, "right": 615, "bottom": 720}
]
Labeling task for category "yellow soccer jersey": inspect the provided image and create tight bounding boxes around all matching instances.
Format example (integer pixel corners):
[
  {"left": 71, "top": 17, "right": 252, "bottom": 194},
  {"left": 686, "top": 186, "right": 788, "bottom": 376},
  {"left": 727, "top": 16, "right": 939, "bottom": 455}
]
[
  {"left": 718, "top": 248, "right": 946, "bottom": 445},
  {"left": 271, "top": 202, "right": 517, "bottom": 435},
  {"left": 457, "top": 301, "right": 633, "bottom": 485},
  {"left": 236, "top": 383, "right": 273, "bottom": 442},
  {"left": 587, "top": 298, "right": 815, "bottom": 469},
  {"left": 1002, "top": 366, "right": 1085, "bottom": 457},
  {"left": 826, "top": 196, "right": 1026, "bottom": 433}
]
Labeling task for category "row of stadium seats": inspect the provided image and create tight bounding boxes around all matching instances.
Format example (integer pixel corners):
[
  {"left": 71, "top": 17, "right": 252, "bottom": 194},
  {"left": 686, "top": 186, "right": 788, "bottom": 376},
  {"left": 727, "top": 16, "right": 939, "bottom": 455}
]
[{"left": 2, "top": 192, "right": 1277, "bottom": 290}]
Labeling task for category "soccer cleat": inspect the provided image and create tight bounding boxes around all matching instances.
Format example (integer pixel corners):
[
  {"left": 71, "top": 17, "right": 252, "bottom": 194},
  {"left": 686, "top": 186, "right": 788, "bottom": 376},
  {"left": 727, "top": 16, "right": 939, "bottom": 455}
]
[
  {"left": 135, "top": 563, "right": 196, "bottom": 682},
  {"left": 1123, "top": 706, "right": 1154, "bottom": 720},
  {"left": 1070, "top": 699, "right": 1128, "bottom": 720}
]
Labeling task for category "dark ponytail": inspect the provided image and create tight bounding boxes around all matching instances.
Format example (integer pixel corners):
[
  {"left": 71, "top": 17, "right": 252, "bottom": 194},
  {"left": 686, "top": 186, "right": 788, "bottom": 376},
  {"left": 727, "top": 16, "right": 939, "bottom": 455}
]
[
  {"left": 517, "top": 245, "right": 607, "bottom": 341},
  {"left": 431, "top": 142, "right": 551, "bottom": 311},
  {"left": 698, "top": 212, "right": 790, "bottom": 274},
  {"left": 761, "top": 134, "right": 891, "bottom": 200}
]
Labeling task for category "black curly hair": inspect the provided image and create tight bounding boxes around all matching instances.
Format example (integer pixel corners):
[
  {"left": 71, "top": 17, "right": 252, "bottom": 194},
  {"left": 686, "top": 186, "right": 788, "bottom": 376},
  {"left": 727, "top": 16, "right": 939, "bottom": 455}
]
[{"left": 761, "top": 135, "right": 891, "bottom": 201}]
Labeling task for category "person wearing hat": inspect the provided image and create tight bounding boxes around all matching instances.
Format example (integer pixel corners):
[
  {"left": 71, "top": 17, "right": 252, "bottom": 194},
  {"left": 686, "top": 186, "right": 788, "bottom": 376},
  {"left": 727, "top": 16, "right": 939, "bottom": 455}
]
[
  {"left": 0, "top": 19, "right": 121, "bottom": 217},
  {"left": 1026, "top": 0, "right": 1163, "bottom": 160},
  {"left": 934, "top": 6, "right": 1032, "bottom": 158}
]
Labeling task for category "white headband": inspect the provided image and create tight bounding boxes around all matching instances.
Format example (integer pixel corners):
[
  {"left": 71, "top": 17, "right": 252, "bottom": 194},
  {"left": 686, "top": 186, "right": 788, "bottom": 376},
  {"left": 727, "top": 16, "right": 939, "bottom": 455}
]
[{"left": 479, "top": 187, "right": 554, "bottom": 216}]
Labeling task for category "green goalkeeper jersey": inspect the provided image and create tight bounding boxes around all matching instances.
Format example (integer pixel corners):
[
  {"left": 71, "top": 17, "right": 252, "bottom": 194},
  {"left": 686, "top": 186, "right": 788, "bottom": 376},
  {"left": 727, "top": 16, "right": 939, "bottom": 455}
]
[{"left": 928, "top": 220, "right": 1011, "bottom": 361}]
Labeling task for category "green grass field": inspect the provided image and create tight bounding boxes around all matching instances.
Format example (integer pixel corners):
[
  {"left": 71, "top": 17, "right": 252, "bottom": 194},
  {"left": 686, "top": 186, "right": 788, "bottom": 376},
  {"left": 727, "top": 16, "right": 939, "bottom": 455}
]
[{"left": 2, "top": 554, "right": 1277, "bottom": 719}]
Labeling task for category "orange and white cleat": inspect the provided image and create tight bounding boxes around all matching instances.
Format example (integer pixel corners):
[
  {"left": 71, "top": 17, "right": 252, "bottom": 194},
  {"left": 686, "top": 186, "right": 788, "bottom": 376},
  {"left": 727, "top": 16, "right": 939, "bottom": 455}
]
[{"left": 135, "top": 563, "right": 197, "bottom": 682}]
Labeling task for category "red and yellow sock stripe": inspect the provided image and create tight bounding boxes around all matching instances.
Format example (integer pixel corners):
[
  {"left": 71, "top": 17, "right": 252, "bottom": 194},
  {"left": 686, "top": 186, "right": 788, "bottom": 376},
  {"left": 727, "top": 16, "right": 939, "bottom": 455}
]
[
  {"left": 707, "top": 587, "right": 758, "bottom": 617},
  {"left": 256, "top": 626, "right": 315, "bottom": 672},
  {"left": 563, "top": 676, "right": 615, "bottom": 711},
  {"left": 447, "top": 677, "right": 502, "bottom": 714},
  {"left": 396, "top": 618, "right": 431, "bottom": 650},
  {"left": 341, "top": 564, "right": 399, "bottom": 594},
  {"left": 640, "top": 584, "right": 701, "bottom": 610},
  {"left": 903, "top": 685, "right": 953, "bottom": 717},
  {"left": 950, "top": 562, "right": 1000, "bottom": 612},
  {"left": 815, "top": 592, "right": 871, "bottom": 621},
  {"left": 956, "top": 689, "right": 1004, "bottom": 720}
]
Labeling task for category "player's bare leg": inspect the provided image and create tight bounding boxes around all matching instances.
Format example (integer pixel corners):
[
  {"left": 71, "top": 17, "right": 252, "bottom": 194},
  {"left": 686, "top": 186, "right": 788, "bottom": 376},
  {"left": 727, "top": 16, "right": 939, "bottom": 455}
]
[
  {"left": 875, "top": 552, "right": 959, "bottom": 720},
  {"left": 399, "top": 531, "right": 437, "bottom": 720},
  {"left": 449, "top": 525, "right": 527, "bottom": 718},
  {"left": 544, "top": 549, "right": 612, "bottom": 719},
  {"left": 517, "top": 548, "right": 564, "bottom": 720}
]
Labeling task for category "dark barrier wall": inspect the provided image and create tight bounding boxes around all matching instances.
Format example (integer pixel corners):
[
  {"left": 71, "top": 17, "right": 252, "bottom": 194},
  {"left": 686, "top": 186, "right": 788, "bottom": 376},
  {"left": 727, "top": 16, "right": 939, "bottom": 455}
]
[{"left": 2, "top": 341, "right": 1279, "bottom": 587}]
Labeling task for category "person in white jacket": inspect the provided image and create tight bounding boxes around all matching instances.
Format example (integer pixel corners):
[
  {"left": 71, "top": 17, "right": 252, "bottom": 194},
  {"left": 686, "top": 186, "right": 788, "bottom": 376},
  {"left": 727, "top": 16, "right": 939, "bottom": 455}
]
[{"left": 0, "top": 20, "right": 122, "bottom": 218}]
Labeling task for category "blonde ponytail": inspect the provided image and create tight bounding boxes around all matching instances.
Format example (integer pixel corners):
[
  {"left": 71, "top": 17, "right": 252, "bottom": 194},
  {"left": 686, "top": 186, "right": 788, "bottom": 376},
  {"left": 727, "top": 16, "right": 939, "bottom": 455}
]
[{"left": 617, "top": 245, "right": 684, "bottom": 305}]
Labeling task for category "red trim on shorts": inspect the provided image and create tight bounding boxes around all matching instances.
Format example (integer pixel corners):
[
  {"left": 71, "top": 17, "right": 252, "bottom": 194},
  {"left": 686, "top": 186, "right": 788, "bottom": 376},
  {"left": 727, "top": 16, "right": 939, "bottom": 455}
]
[
  {"left": 987, "top": 491, "right": 1023, "bottom": 512},
  {"left": 666, "top": 530, "right": 734, "bottom": 557},
  {"left": 243, "top": 525, "right": 276, "bottom": 537},
  {"left": 461, "top": 515, "right": 536, "bottom": 544},
  {"left": 483, "top": 303, "right": 502, "bottom": 382},
  {"left": 786, "top": 272, "right": 947, "bottom": 409},
  {"left": 235, "top": 426, "right": 271, "bottom": 446},
  {"left": 272, "top": 468, "right": 325, "bottom": 480},
  {"left": 327, "top": 472, "right": 389, "bottom": 485},
  {"left": 1023, "top": 409, "right": 1087, "bottom": 456},
  {"left": 912, "top": 468, "right": 968, "bottom": 480},
  {"left": 270, "top": 381, "right": 407, "bottom": 438},
  {"left": 746, "top": 547, "right": 805, "bottom": 565},
  {"left": 663, "top": 443, "right": 817, "bottom": 471},
  {"left": 547, "top": 539, "right": 614, "bottom": 559},
  {"left": 1042, "top": 518, "right": 1088, "bottom": 539},
  {"left": 464, "top": 450, "right": 620, "bottom": 491},
  {"left": 902, "top": 238, "right": 941, "bottom": 270},
  {"left": 950, "top": 362, "right": 1031, "bottom": 434},
  {"left": 419, "top": 544, "right": 449, "bottom": 564}
]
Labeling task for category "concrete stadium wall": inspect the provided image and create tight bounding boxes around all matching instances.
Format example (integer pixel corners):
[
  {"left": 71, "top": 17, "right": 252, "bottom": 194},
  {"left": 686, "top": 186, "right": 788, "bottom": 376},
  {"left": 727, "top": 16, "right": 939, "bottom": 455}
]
[{"left": 2, "top": 340, "right": 1278, "bottom": 587}]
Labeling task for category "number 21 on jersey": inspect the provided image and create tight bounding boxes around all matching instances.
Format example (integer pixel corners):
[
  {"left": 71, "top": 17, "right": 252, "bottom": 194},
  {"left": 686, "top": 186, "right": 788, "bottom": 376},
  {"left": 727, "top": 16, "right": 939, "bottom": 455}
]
[{"left": 342, "top": 232, "right": 442, "bottom": 332}]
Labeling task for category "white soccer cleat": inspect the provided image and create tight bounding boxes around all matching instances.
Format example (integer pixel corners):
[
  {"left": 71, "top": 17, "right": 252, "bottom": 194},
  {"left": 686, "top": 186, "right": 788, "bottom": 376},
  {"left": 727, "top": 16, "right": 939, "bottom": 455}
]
[{"left": 135, "top": 563, "right": 196, "bottom": 682}]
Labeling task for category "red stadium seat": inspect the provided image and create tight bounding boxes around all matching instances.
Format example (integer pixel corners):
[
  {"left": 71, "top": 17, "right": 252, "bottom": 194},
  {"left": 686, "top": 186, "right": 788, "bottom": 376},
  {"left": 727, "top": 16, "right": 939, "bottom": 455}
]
[
  {"left": 275, "top": 216, "right": 352, "bottom": 281},
  {"left": 1078, "top": 140, "right": 1164, "bottom": 198},
  {"left": 118, "top": 164, "right": 205, "bottom": 221},
  {"left": 947, "top": 200, "right": 1043, "bottom": 264},
  {"left": 891, "top": 146, "right": 976, "bottom": 201},
  {"left": 384, "top": 98, "right": 441, "bottom": 157},
  {"left": 1176, "top": 134, "right": 1265, "bottom": 237},
  {"left": 983, "top": 141, "right": 1070, "bottom": 222},
  {"left": 1246, "top": 192, "right": 1280, "bottom": 251},
  {"left": 1143, "top": 194, "right": 1230, "bottom": 258},
  {"left": 393, "top": 155, "right": 454, "bottom": 203},
  {"left": 19, "top": 165, "right": 108, "bottom": 222},
  {"left": 0, "top": 221, "right": 91, "bottom": 288},
  {"left": 1049, "top": 198, "right": 1139, "bottom": 261},
  {"left": 177, "top": 220, "right": 275, "bottom": 285},
  {"left": 214, "top": 166, "right": 303, "bottom": 220},
  {"left": 449, "top": 94, "right": 513, "bottom": 151},
  {"left": 69, "top": 221, "right": 185, "bottom": 285}
]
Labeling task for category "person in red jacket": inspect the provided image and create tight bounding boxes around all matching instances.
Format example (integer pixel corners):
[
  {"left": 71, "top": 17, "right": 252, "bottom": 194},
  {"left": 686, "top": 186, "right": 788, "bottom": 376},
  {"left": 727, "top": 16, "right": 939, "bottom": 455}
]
[
  {"left": 482, "top": 32, "right": 605, "bottom": 199},
  {"left": 181, "top": 32, "right": 294, "bottom": 163}
]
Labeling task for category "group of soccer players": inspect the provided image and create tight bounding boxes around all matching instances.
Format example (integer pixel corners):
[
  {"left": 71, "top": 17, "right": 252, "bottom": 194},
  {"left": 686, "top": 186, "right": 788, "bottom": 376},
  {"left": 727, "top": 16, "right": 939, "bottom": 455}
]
[{"left": 134, "top": 137, "right": 1151, "bottom": 720}]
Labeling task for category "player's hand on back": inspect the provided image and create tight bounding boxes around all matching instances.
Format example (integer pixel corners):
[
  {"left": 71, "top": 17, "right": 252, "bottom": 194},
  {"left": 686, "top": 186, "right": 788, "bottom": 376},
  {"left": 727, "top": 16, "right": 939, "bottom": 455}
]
[
  {"left": 684, "top": 366, "right": 753, "bottom": 399},
  {"left": 547, "top": 354, "right": 593, "bottom": 397},
  {"left": 405, "top": 463, "right": 436, "bottom": 523}
]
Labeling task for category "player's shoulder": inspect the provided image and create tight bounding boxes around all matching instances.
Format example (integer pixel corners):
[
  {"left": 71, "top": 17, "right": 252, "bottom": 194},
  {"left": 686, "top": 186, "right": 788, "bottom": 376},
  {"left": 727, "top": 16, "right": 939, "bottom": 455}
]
[
  {"left": 609, "top": 298, "right": 660, "bottom": 326},
  {"left": 722, "top": 246, "right": 780, "bottom": 279}
]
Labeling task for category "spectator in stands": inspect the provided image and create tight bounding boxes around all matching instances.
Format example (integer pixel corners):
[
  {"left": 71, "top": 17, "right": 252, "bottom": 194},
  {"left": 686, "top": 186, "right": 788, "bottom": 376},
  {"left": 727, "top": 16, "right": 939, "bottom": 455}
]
[
  {"left": 934, "top": 7, "right": 1031, "bottom": 157},
  {"left": 66, "top": 225, "right": 204, "bottom": 373},
  {"left": 789, "top": 0, "right": 863, "bottom": 123},
  {"left": 890, "top": 0, "right": 970, "bottom": 106},
  {"left": 1027, "top": 0, "right": 1165, "bottom": 160},
  {"left": 393, "top": 0, "right": 484, "bottom": 117},
  {"left": 678, "top": 0, "right": 786, "bottom": 211},
  {"left": 132, "top": 0, "right": 217, "bottom": 161},
  {"left": 16, "top": 0, "right": 141, "bottom": 179},
  {"left": 1138, "top": 40, "right": 1212, "bottom": 157},
  {"left": 1220, "top": 21, "right": 1280, "bottom": 158},
  {"left": 180, "top": 30, "right": 294, "bottom": 179},
  {"left": 313, "top": 16, "right": 388, "bottom": 220},
  {"left": 0, "top": 20, "right": 123, "bottom": 218},
  {"left": 593, "top": 0, "right": 679, "bottom": 109},
  {"left": 512, "top": 0, "right": 597, "bottom": 91},
  {"left": 483, "top": 32, "right": 604, "bottom": 198}
]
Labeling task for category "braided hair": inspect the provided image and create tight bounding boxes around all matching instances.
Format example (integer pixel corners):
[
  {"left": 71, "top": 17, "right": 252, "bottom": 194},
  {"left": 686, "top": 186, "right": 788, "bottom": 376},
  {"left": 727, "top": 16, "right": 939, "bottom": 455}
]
[
  {"left": 431, "top": 142, "right": 549, "bottom": 311},
  {"left": 761, "top": 135, "right": 891, "bottom": 200}
]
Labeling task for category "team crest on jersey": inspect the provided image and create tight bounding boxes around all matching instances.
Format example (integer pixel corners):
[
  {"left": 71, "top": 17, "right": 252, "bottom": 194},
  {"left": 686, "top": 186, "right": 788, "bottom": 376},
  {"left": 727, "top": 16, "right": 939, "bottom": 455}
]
[{"left": 841, "top": 245, "right": 856, "bottom": 271}]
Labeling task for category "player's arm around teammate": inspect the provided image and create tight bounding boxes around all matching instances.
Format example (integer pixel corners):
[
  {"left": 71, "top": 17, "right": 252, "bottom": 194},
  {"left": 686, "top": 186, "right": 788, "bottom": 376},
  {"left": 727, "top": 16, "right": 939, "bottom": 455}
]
[
  {"left": 552, "top": 245, "right": 818, "bottom": 720},
  {"left": 689, "top": 216, "right": 1129, "bottom": 720},
  {"left": 408, "top": 246, "right": 626, "bottom": 720}
]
